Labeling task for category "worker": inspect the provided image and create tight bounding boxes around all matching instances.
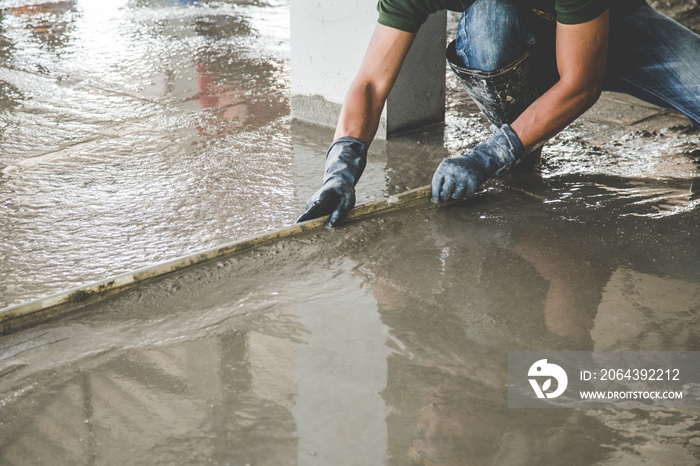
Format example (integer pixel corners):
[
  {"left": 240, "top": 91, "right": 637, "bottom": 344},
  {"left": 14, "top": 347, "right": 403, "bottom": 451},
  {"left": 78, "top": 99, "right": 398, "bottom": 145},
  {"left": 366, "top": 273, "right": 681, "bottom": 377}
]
[{"left": 297, "top": 0, "right": 700, "bottom": 227}]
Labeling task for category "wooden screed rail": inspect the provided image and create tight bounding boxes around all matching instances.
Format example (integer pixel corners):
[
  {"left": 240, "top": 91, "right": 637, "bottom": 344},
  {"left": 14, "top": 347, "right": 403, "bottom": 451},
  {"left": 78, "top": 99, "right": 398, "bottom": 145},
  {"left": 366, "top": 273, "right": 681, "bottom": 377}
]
[{"left": 0, "top": 186, "right": 433, "bottom": 335}]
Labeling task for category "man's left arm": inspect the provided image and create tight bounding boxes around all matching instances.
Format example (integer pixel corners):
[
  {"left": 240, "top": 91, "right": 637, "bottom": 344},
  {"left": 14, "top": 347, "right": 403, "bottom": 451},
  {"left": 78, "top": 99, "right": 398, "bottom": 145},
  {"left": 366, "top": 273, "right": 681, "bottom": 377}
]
[
  {"left": 511, "top": 9, "right": 610, "bottom": 153},
  {"left": 432, "top": 10, "right": 609, "bottom": 201}
]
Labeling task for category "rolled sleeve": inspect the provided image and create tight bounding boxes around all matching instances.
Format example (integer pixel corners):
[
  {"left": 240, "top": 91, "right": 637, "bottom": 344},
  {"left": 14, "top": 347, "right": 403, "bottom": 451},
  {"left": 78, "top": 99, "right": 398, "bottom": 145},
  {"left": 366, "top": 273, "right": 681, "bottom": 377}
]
[
  {"left": 555, "top": 0, "right": 610, "bottom": 24},
  {"left": 377, "top": 0, "right": 429, "bottom": 32}
]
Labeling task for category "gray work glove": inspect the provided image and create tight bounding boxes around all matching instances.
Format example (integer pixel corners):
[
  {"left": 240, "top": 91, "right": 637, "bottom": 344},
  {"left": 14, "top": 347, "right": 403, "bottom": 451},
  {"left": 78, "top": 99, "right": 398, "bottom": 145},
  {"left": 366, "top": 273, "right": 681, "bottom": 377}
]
[
  {"left": 432, "top": 124, "right": 525, "bottom": 202},
  {"left": 296, "top": 136, "right": 367, "bottom": 227}
]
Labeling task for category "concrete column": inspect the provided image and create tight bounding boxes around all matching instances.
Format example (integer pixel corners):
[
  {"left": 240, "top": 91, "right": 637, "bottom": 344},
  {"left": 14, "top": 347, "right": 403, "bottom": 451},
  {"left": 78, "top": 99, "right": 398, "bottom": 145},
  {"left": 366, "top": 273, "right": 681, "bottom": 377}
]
[{"left": 290, "top": 0, "right": 446, "bottom": 139}]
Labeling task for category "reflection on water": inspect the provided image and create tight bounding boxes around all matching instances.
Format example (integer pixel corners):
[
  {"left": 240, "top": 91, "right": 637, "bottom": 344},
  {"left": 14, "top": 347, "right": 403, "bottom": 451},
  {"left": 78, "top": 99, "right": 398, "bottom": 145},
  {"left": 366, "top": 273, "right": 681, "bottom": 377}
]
[
  {"left": 0, "top": 0, "right": 293, "bottom": 306},
  {"left": 0, "top": 178, "right": 698, "bottom": 463},
  {"left": 0, "top": 2, "right": 699, "bottom": 461},
  {"left": 0, "top": 0, "right": 698, "bottom": 311}
]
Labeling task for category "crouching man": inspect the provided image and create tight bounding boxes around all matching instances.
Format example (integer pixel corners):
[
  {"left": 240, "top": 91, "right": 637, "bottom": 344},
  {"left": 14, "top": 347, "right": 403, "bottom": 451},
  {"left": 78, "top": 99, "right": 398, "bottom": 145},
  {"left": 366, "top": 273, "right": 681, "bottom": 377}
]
[{"left": 298, "top": 0, "right": 700, "bottom": 227}]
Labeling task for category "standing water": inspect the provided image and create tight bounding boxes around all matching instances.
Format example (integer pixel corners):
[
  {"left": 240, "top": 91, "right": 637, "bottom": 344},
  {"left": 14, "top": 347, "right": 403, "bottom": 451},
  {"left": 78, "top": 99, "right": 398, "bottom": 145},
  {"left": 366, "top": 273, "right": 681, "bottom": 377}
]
[
  {"left": 0, "top": 0, "right": 698, "bottom": 307},
  {"left": 0, "top": 0, "right": 699, "bottom": 464},
  {"left": 0, "top": 0, "right": 294, "bottom": 307}
]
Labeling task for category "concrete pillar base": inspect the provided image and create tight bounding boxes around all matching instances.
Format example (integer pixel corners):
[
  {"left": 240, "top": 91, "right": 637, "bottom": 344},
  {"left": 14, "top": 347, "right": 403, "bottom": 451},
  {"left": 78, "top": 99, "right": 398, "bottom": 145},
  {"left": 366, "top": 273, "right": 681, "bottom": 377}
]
[{"left": 290, "top": 0, "right": 446, "bottom": 139}]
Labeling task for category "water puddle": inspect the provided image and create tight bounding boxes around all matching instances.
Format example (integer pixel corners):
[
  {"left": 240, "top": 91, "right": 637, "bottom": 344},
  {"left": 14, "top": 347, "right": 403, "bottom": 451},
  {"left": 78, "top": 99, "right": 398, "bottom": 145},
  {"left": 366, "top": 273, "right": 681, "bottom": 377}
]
[
  {"left": 0, "top": 0, "right": 294, "bottom": 306},
  {"left": 0, "top": 186, "right": 698, "bottom": 464},
  {"left": 1, "top": 0, "right": 698, "bottom": 309},
  {"left": 0, "top": 2, "right": 699, "bottom": 462}
]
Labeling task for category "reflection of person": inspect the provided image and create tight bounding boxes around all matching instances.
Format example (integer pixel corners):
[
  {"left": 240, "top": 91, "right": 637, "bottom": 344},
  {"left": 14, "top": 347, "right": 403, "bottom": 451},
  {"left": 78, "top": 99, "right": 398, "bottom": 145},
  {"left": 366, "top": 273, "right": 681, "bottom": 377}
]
[
  {"left": 297, "top": 0, "right": 700, "bottom": 227},
  {"left": 346, "top": 213, "right": 599, "bottom": 464},
  {"left": 347, "top": 204, "right": 698, "bottom": 463},
  {"left": 406, "top": 387, "right": 614, "bottom": 465}
]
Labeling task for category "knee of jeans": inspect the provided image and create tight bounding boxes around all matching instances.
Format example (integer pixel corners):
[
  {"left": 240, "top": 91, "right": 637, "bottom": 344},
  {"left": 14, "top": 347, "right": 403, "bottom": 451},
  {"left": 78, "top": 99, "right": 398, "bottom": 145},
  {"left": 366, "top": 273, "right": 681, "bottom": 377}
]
[{"left": 456, "top": 0, "right": 534, "bottom": 71}]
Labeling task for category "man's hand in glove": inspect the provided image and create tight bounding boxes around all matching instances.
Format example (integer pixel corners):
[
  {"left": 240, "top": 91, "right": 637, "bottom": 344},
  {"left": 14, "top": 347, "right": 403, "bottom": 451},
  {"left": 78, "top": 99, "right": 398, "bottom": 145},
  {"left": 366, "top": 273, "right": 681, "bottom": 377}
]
[
  {"left": 432, "top": 124, "right": 525, "bottom": 202},
  {"left": 297, "top": 137, "right": 367, "bottom": 227}
]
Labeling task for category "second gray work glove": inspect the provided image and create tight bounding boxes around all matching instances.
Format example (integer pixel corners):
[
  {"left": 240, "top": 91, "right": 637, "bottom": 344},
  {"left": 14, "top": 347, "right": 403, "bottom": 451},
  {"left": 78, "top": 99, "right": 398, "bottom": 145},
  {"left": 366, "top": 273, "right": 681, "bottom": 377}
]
[
  {"left": 431, "top": 124, "right": 525, "bottom": 202},
  {"left": 296, "top": 136, "right": 367, "bottom": 227}
]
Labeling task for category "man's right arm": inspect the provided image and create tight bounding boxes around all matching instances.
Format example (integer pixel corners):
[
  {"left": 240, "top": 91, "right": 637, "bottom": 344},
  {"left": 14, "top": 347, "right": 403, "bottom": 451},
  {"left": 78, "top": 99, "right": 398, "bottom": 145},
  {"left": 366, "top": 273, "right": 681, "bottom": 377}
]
[
  {"left": 334, "top": 24, "right": 416, "bottom": 145},
  {"left": 297, "top": 24, "right": 415, "bottom": 227}
]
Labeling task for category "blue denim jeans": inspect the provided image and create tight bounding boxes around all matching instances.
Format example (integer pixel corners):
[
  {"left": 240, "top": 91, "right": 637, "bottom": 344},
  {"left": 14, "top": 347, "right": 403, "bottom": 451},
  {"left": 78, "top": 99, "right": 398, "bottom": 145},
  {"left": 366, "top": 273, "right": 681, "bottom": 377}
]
[{"left": 454, "top": 0, "right": 700, "bottom": 126}]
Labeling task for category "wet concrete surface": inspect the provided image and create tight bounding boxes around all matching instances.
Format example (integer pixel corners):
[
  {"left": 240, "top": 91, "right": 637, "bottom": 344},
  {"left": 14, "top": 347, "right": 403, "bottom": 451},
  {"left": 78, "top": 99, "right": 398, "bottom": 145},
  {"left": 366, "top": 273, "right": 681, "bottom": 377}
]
[
  {"left": 0, "top": 0, "right": 699, "bottom": 464},
  {"left": 0, "top": 183, "right": 699, "bottom": 464},
  {"left": 0, "top": 0, "right": 698, "bottom": 308},
  {"left": 0, "top": 0, "right": 293, "bottom": 307}
]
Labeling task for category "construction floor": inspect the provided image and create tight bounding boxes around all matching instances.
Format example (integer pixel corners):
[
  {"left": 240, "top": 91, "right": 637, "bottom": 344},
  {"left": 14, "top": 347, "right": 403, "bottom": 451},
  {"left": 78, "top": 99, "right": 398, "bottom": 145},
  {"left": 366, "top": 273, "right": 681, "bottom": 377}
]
[{"left": 1, "top": 0, "right": 699, "bottom": 465}]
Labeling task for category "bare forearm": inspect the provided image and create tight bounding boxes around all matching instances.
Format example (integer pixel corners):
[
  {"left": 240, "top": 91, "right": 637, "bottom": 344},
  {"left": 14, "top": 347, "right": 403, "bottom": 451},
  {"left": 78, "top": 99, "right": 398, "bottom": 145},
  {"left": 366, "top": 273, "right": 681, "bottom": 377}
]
[
  {"left": 511, "top": 79, "right": 601, "bottom": 153},
  {"left": 512, "top": 11, "right": 609, "bottom": 154},
  {"left": 332, "top": 25, "right": 415, "bottom": 147},
  {"left": 333, "top": 80, "right": 386, "bottom": 146}
]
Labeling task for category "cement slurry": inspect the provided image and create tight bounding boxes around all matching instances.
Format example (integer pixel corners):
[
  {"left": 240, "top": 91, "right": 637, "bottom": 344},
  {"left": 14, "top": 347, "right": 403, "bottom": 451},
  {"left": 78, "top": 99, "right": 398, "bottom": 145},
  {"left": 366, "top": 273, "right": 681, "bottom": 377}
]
[
  {"left": 1, "top": 0, "right": 699, "bottom": 309},
  {"left": 0, "top": 0, "right": 294, "bottom": 307},
  {"left": 0, "top": 0, "right": 699, "bottom": 463},
  {"left": 0, "top": 178, "right": 698, "bottom": 464}
]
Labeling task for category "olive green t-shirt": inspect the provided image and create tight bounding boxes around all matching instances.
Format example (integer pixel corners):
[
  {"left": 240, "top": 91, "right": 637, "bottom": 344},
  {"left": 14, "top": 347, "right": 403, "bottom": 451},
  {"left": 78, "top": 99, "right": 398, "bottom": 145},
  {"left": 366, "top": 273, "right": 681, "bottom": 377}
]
[{"left": 377, "top": 0, "right": 633, "bottom": 32}]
